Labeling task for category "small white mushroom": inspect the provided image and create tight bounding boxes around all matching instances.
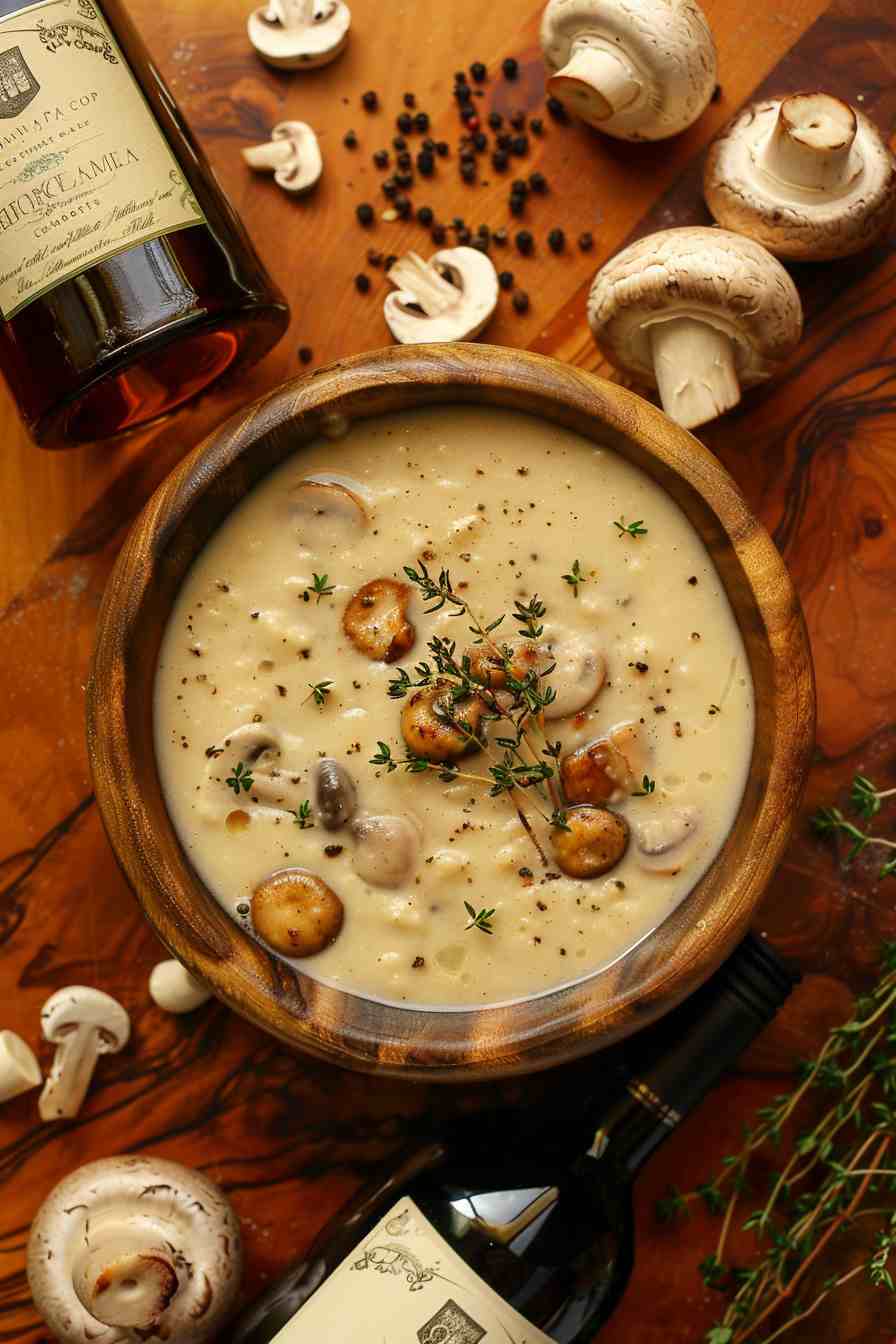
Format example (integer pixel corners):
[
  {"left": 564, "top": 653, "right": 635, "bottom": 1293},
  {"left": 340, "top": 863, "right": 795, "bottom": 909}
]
[
  {"left": 206, "top": 723, "right": 306, "bottom": 816},
  {"left": 247, "top": 0, "right": 350, "bottom": 69},
  {"left": 27, "top": 1154, "right": 241, "bottom": 1343},
  {"left": 0, "top": 1030, "right": 41, "bottom": 1103},
  {"left": 384, "top": 247, "right": 499, "bottom": 344},
  {"left": 314, "top": 758, "right": 357, "bottom": 830},
  {"left": 587, "top": 226, "right": 803, "bottom": 429},
  {"left": 149, "top": 960, "right": 213, "bottom": 1014},
  {"left": 542, "top": 635, "right": 606, "bottom": 720},
  {"left": 351, "top": 813, "right": 421, "bottom": 888},
  {"left": 540, "top": 0, "right": 717, "bottom": 141},
  {"left": 704, "top": 93, "right": 896, "bottom": 260},
  {"left": 291, "top": 477, "right": 369, "bottom": 547},
  {"left": 635, "top": 805, "right": 701, "bottom": 873},
  {"left": 38, "top": 988, "right": 130, "bottom": 1121},
  {"left": 242, "top": 121, "right": 322, "bottom": 196}
]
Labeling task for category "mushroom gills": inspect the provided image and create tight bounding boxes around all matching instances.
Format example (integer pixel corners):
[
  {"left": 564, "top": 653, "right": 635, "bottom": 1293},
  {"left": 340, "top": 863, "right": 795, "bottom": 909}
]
[
  {"left": 548, "top": 42, "right": 642, "bottom": 123},
  {"left": 649, "top": 316, "right": 740, "bottom": 431},
  {"left": 635, "top": 806, "right": 700, "bottom": 873},
  {"left": 291, "top": 477, "right": 368, "bottom": 546},
  {"left": 314, "top": 758, "right": 357, "bottom": 829},
  {"left": 242, "top": 122, "right": 323, "bottom": 195},
  {"left": 351, "top": 813, "right": 420, "bottom": 888},
  {"left": 248, "top": 0, "right": 351, "bottom": 70},
  {"left": 543, "top": 635, "right": 606, "bottom": 720},
  {"left": 384, "top": 246, "right": 499, "bottom": 344},
  {"left": 207, "top": 724, "right": 306, "bottom": 815}
]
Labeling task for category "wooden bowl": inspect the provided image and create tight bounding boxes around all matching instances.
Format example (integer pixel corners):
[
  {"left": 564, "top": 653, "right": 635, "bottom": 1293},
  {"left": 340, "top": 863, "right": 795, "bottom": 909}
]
[{"left": 87, "top": 344, "right": 815, "bottom": 1080}]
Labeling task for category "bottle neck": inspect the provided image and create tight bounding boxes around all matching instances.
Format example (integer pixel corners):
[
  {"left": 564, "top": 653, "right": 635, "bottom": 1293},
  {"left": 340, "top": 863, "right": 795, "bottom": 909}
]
[{"left": 585, "top": 934, "right": 799, "bottom": 1179}]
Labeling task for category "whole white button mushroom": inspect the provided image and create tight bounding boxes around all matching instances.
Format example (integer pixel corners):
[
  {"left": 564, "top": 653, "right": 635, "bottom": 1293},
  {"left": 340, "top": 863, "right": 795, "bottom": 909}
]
[
  {"left": 38, "top": 987, "right": 130, "bottom": 1121},
  {"left": 242, "top": 121, "right": 322, "bottom": 196},
  {"left": 384, "top": 248, "right": 499, "bottom": 344},
  {"left": 0, "top": 1030, "right": 41, "bottom": 1104},
  {"left": 587, "top": 226, "right": 803, "bottom": 430},
  {"left": 27, "top": 1154, "right": 242, "bottom": 1344},
  {"left": 704, "top": 93, "right": 896, "bottom": 261},
  {"left": 540, "top": 0, "right": 717, "bottom": 141},
  {"left": 248, "top": 0, "right": 350, "bottom": 70},
  {"left": 149, "top": 960, "right": 213, "bottom": 1014}
]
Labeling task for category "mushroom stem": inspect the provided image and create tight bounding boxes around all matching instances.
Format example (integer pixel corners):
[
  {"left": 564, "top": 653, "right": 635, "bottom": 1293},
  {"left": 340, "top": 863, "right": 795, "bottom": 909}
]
[
  {"left": 762, "top": 93, "right": 857, "bottom": 192},
  {"left": 73, "top": 1234, "right": 179, "bottom": 1329},
  {"left": 547, "top": 44, "right": 641, "bottom": 122},
  {"left": 386, "top": 253, "right": 459, "bottom": 317},
  {"left": 648, "top": 317, "right": 740, "bottom": 430},
  {"left": 39, "top": 1023, "right": 105, "bottom": 1120},
  {"left": 242, "top": 139, "right": 295, "bottom": 171},
  {"left": 272, "top": 0, "right": 316, "bottom": 27}
]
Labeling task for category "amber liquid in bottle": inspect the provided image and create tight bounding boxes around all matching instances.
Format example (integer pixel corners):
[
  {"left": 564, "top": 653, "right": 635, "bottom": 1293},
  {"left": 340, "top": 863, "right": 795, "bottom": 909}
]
[{"left": 0, "top": 0, "right": 289, "bottom": 447}]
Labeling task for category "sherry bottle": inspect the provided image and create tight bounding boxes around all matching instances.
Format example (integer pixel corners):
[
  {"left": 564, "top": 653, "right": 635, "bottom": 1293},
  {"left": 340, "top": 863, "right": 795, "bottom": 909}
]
[
  {"left": 231, "top": 934, "right": 798, "bottom": 1343},
  {"left": 0, "top": 0, "right": 289, "bottom": 447}
]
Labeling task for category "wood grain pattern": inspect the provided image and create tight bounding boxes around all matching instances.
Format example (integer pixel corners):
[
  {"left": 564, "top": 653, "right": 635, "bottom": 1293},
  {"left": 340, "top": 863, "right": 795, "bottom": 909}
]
[
  {"left": 87, "top": 344, "right": 814, "bottom": 1076},
  {"left": 2, "top": 0, "right": 895, "bottom": 1338}
]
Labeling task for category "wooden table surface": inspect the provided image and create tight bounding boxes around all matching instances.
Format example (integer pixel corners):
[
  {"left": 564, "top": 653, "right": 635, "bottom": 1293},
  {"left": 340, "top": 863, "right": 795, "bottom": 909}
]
[{"left": 3, "top": 0, "right": 896, "bottom": 1340}]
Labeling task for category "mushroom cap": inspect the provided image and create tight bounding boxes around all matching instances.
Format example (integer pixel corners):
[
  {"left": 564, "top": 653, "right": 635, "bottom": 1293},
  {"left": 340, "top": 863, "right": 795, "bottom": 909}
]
[
  {"left": 149, "top": 960, "right": 213, "bottom": 1014},
  {"left": 27, "top": 1155, "right": 242, "bottom": 1344},
  {"left": 248, "top": 0, "right": 351, "bottom": 70},
  {"left": 271, "top": 121, "right": 323, "bottom": 194},
  {"left": 384, "top": 247, "right": 499, "bottom": 344},
  {"left": 540, "top": 0, "right": 717, "bottom": 141},
  {"left": 587, "top": 226, "right": 803, "bottom": 390},
  {"left": 704, "top": 97, "right": 896, "bottom": 260},
  {"left": 40, "top": 986, "right": 130, "bottom": 1049}
]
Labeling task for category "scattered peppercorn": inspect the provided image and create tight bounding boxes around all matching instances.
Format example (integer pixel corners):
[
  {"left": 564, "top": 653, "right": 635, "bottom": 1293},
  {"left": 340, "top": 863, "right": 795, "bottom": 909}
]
[
  {"left": 396, "top": 150, "right": 412, "bottom": 170},
  {"left": 397, "top": 112, "right": 413, "bottom": 134},
  {"left": 547, "top": 227, "right": 565, "bottom": 253},
  {"left": 460, "top": 149, "right": 475, "bottom": 166},
  {"left": 414, "top": 111, "right": 430, "bottom": 133},
  {"left": 457, "top": 225, "right": 472, "bottom": 242},
  {"left": 546, "top": 95, "right": 569, "bottom": 121},
  {"left": 403, "top": 91, "right": 416, "bottom": 108},
  {"left": 367, "top": 247, "right": 383, "bottom": 266},
  {"left": 454, "top": 84, "right": 472, "bottom": 106},
  {"left": 431, "top": 223, "right": 447, "bottom": 243},
  {"left": 381, "top": 178, "right": 398, "bottom": 198},
  {"left": 511, "top": 134, "right": 528, "bottom": 155},
  {"left": 355, "top": 202, "right": 374, "bottom": 225},
  {"left": 502, "top": 56, "right": 519, "bottom": 79},
  {"left": 509, "top": 109, "right": 526, "bottom": 129},
  {"left": 493, "top": 226, "right": 508, "bottom": 245},
  {"left": 492, "top": 149, "right": 509, "bottom": 171},
  {"left": 417, "top": 150, "right": 435, "bottom": 176},
  {"left": 395, "top": 170, "right": 413, "bottom": 188},
  {"left": 393, "top": 135, "right": 407, "bottom": 151},
  {"left": 395, "top": 194, "right": 412, "bottom": 217},
  {"left": 511, "top": 178, "right": 529, "bottom": 196},
  {"left": 361, "top": 90, "right": 379, "bottom": 111},
  {"left": 498, "top": 270, "right": 514, "bottom": 290},
  {"left": 473, "top": 131, "right": 487, "bottom": 152},
  {"left": 384, "top": 253, "right": 398, "bottom": 270},
  {"left": 355, "top": 273, "right": 371, "bottom": 293},
  {"left": 512, "top": 290, "right": 530, "bottom": 313},
  {"left": 509, "top": 193, "right": 526, "bottom": 216},
  {"left": 298, "top": 345, "right": 313, "bottom": 364},
  {"left": 422, "top": 137, "right": 435, "bottom": 152},
  {"left": 435, "top": 140, "right": 450, "bottom": 157},
  {"left": 460, "top": 161, "right": 476, "bottom": 182},
  {"left": 496, "top": 131, "right": 513, "bottom": 150},
  {"left": 452, "top": 217, "right": 465, "bottom": 230},
  {"left": 373, "top": 148, "right": 389, "bottom": 169},
  {"left": 416, "top": 205, "right": 434, "bottom": 225},
  {"left": 488, "top": 111, "right": 503, "bottom": 130},
  {"left": 578, "top": 231, "right": 594, "bottom": 252},
  {"left": 711, "top": 83, "right": 722, "bottom": 103},
  {"left": 470, "top": 60, "right": 487, "bottom": 82},
  {"left": 530, "top": 117, "right": 544, "bottom": 135},
  {"left": 477, "top": 222, "right": 490, "bottom": 238},
  {"left": 343, "top": 130, "right": 358, "bottom": 149},
  {"left": 515, "top": 230, "right": 534, "bottom": 254},
  {"left": 455, "top": 70, "right": 468, "bottom": 84},
  {"left": 472, "top": 236, "right": 490, "bottom": 253},
  {"left": 528, "top": 170, "right": 547, "bottom": 193}
]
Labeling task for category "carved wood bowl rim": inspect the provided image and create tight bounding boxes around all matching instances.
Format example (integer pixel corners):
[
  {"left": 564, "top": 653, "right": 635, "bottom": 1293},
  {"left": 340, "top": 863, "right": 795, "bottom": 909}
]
[{"left": 87, "top": 343, "right": 815, "bottom": 1080}]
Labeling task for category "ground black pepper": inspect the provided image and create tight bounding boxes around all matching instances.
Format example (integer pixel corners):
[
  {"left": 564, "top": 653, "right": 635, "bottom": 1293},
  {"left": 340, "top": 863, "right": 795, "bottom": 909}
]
[
  {"left": 396, "top": 150, "right": 412, "bottom": 170},
  {"left": 395, "top": 170, "right": 413, "bottom": 188},
  {"left": 473, "top": 131, "right": 487, "bottom": 151},
  {"left": 511, "top": 178, "right": 529, "bottom": 197}
]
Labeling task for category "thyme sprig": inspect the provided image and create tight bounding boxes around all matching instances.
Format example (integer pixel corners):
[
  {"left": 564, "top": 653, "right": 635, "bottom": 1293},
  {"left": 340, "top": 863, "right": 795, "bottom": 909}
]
[
  {"left": 812, "top": 774, "right": 896, "bottom": 878},
  {"left": 464, "top": 901, "right": 496, "bottom": 935},
  {"left": 661, "top": 774, "right": 896, "bottom": 1344},
  {"left": 225, "top": 761, "right": 253, "bottom": 795},
  {"left": 292, "top": 800, "right": 313, "bottom": 828},
  {"left": 562, "top": 559, "right": 587, "bottom": 598},
  {"left": 304, "top": 680, "right": 333, "bottom": 707},
  {"left": 614, "top": 516, "right": 648, "bottom": 539},
  {"left": 308, "top": 573, "right": 335, "bottom": 603}
]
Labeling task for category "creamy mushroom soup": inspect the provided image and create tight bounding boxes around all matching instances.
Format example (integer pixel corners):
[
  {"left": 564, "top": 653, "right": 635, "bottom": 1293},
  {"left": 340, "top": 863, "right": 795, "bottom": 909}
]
[{"left": 154, "top": 406, "right": 754, "bottom": 1007}]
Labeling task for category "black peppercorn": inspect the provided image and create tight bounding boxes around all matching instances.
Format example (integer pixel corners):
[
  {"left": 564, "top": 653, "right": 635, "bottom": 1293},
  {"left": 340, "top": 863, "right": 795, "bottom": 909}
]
[
  {"left": 493, "top": 226, "right": 508, "bottom": 244},
  {"left": 470, "top": 60, "right": 487, "bottom": 82},
  {"left": 355, "top": 202, "right": 374, "bottom": 225},
  {"left": 416, "top": 205, "right": 434, "bottom": 225},
  {"left": 422, "top": 137, "right": 435, "bottom": 151},
  {"left": 477, "top": 222, "right": 490, "bottom": 238},
  {"left": 511, "top": 134, "right": 528, "bottom": 155},
  {"left": 455, "top": 70, "right": 468, "bottom": 84},
  {"left": 515, "top": 230, "right": 534, "bottom": 254},
  {"left": 414, "top": 111, "right": 430, "bottom": 133},
  {"left": 435, "top": 140, "right": 450, "bottom": 157},
  {"left": 393, "top": 135, "right": 407, "bottom": 150},
  {"left": 367, "top": 247, "right": 383, "bottom": 266},
  {"left": 395, "top": 171, "right": 413, "bottom": 188},
  {"left": 397, "top": 150, "right": 412, "bottom": 170},
  {"left": 547, "top": 227, "right": 565, "bottom": 253},
  {"left": 298, "top": 345, "right": 313, "bottom": 364},
  {"left": 343, "top": 130, "right": 358, "bottom": 149},
  {"left": 457, "top": 226, "right": 472, "bottom": 243},
  {"left": 395, "top": 194, "right": 412, "bottom": 217},
  {"left": 373, "top": 148, "right": 389, "bottom": 169},
  {"left": 509, "top": 110, "right": 526, "bottom": 130},
  {"left": 498, "top": 270, "right": 514, "bottom": 290},
  {"left": 416, "top": 151, "right": 434, "bottom": 176},
  {"left": 397, "top": 112, "right": 413, "bottom": 134},
  {"left": 361, "top": 90, "right": 379, "bottom": 112},
  {"left": 502, "top": 56, "right": 519, "bottom": 79},
  {"left": 381, "top": 178, "right": 398, "bottom": 198},
  {"left": 512, "top": 290, "right": 530, "bottom": 313},
  {"left": 472, "top": 236, "right": 490, "bottom": 253},
  {"left": 509, "top": 193, "right": 526, "bottom": 216},
  {"left": 460, "top": 161, "right": 476, "bottom": 182},
  {"left": 355, "top": 273, "right": 371, "bottom": 293},
  {"left": 460, "top": 149, "right": 475, "bottom": 166},
  {"left": 473, "top": 131, "right": 487, "bottom": 151},
  {"left": 488, "top": 112, "right": 503, "bottom": 130},
  {"left": 491, "top": 150, "right": 509, "bottom": 171},
  {"left": 452, "top": 217, "right": 465, "bottom": 230},
  {"left": 578, "top": 231, "right": 594, "bottom": 252},
  {"left": 403, "top": 92, "right": 416, "bottom": 108},
  {"left": 511, "top": 178, "right": 528, "bottom": 196},
  {"left": 384, "top": 254, "right": 398, "bottom": 270},
  {"left": 528, "top": 171, "right": 547, "bottom": 193},
  {"left": 431, "top": 223, "right": 447, "bottom": 243},
  {"left": 497, "top": 132, "right": 513, "bottom": 150},
  {"left": 530, "top": 117, "right": 544, "bottom": 135},
  {"left": 454, "top": 84, "right": 473, "bottom": 106},
  {"left": 546, "top": 95, "right": 569, "bottom": 121}
]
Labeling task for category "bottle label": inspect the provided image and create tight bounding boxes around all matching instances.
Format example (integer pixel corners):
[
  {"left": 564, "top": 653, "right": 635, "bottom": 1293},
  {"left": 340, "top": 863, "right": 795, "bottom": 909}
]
[
  {"left": 270, "top": 1197, "right": 554, "bottom": 1343},
  {"left": 0, "top": 0, "right": 204, "bottom": 318}
]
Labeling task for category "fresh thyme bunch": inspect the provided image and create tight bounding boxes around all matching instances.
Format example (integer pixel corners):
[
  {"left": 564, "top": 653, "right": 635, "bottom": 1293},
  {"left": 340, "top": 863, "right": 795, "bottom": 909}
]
[{"left": 658, "top": 773, "right": 896, "bottom": 1344}]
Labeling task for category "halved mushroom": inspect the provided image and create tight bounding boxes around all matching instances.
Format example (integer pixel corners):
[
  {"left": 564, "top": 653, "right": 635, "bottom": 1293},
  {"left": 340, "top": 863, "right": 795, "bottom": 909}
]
[
  {"left": 351, "top": 813, "right": 420, "bottom": 888},
  {"left": 252, "top": 869, "right": 344, "bottom": 957},
  {"left": 314, "top": 758, "right": 357, "bottom": 830},
  {"left": 38, "top": 988, "right": 130, "bottom": 1121},
  {"left": 400, "top": 681, "right": 487, "bottom": 761},
  {"left": 704, "top": 94, "right": 896, "bottom": 260},
  {"left": 384, "top": 247, "right": 499, "bottom": 344},
  {"left": 540, "top": 0, "right": 717, "bottom": 141},
  {"left": 291, "top": 477, "right": 368, "bottom": 548},
  {"left": 0, "top": 1031, "right": 41, "bottom": 1104},
  {"left": 205, "top": 723, "right": 306, "bottom": 815},
  {"left": 587, "top": 226, "right": 803, "bottom": 430},
  {"left": 247, "top": 0, "right": 351, "bottom": 70},
  {"left": 561, "top": 721, "right": 648, "bottom": 804},
  {"left": 465, "top": 639, "right": 546, "bottom": 689},
  {"left": 242, "top": 122, "right": 322, "bottom": 195},
  {"left": 635, "top": 806, "right": 700, "bottom": 874},
  {"left": 543, "top": 635, "right": 606, "bottom": 720},
  {"left": 551, "top": 804, "right": 629, "bottom": 878},
  {"left": 343, "top": 578, "right": 416, "bottom": 662}
]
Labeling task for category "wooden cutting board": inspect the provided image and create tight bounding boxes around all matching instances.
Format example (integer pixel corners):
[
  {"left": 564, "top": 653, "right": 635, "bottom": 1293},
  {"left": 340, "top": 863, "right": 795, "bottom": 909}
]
[{"left": 1, "top": 1, "right": 894, "bottom": 1340}]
